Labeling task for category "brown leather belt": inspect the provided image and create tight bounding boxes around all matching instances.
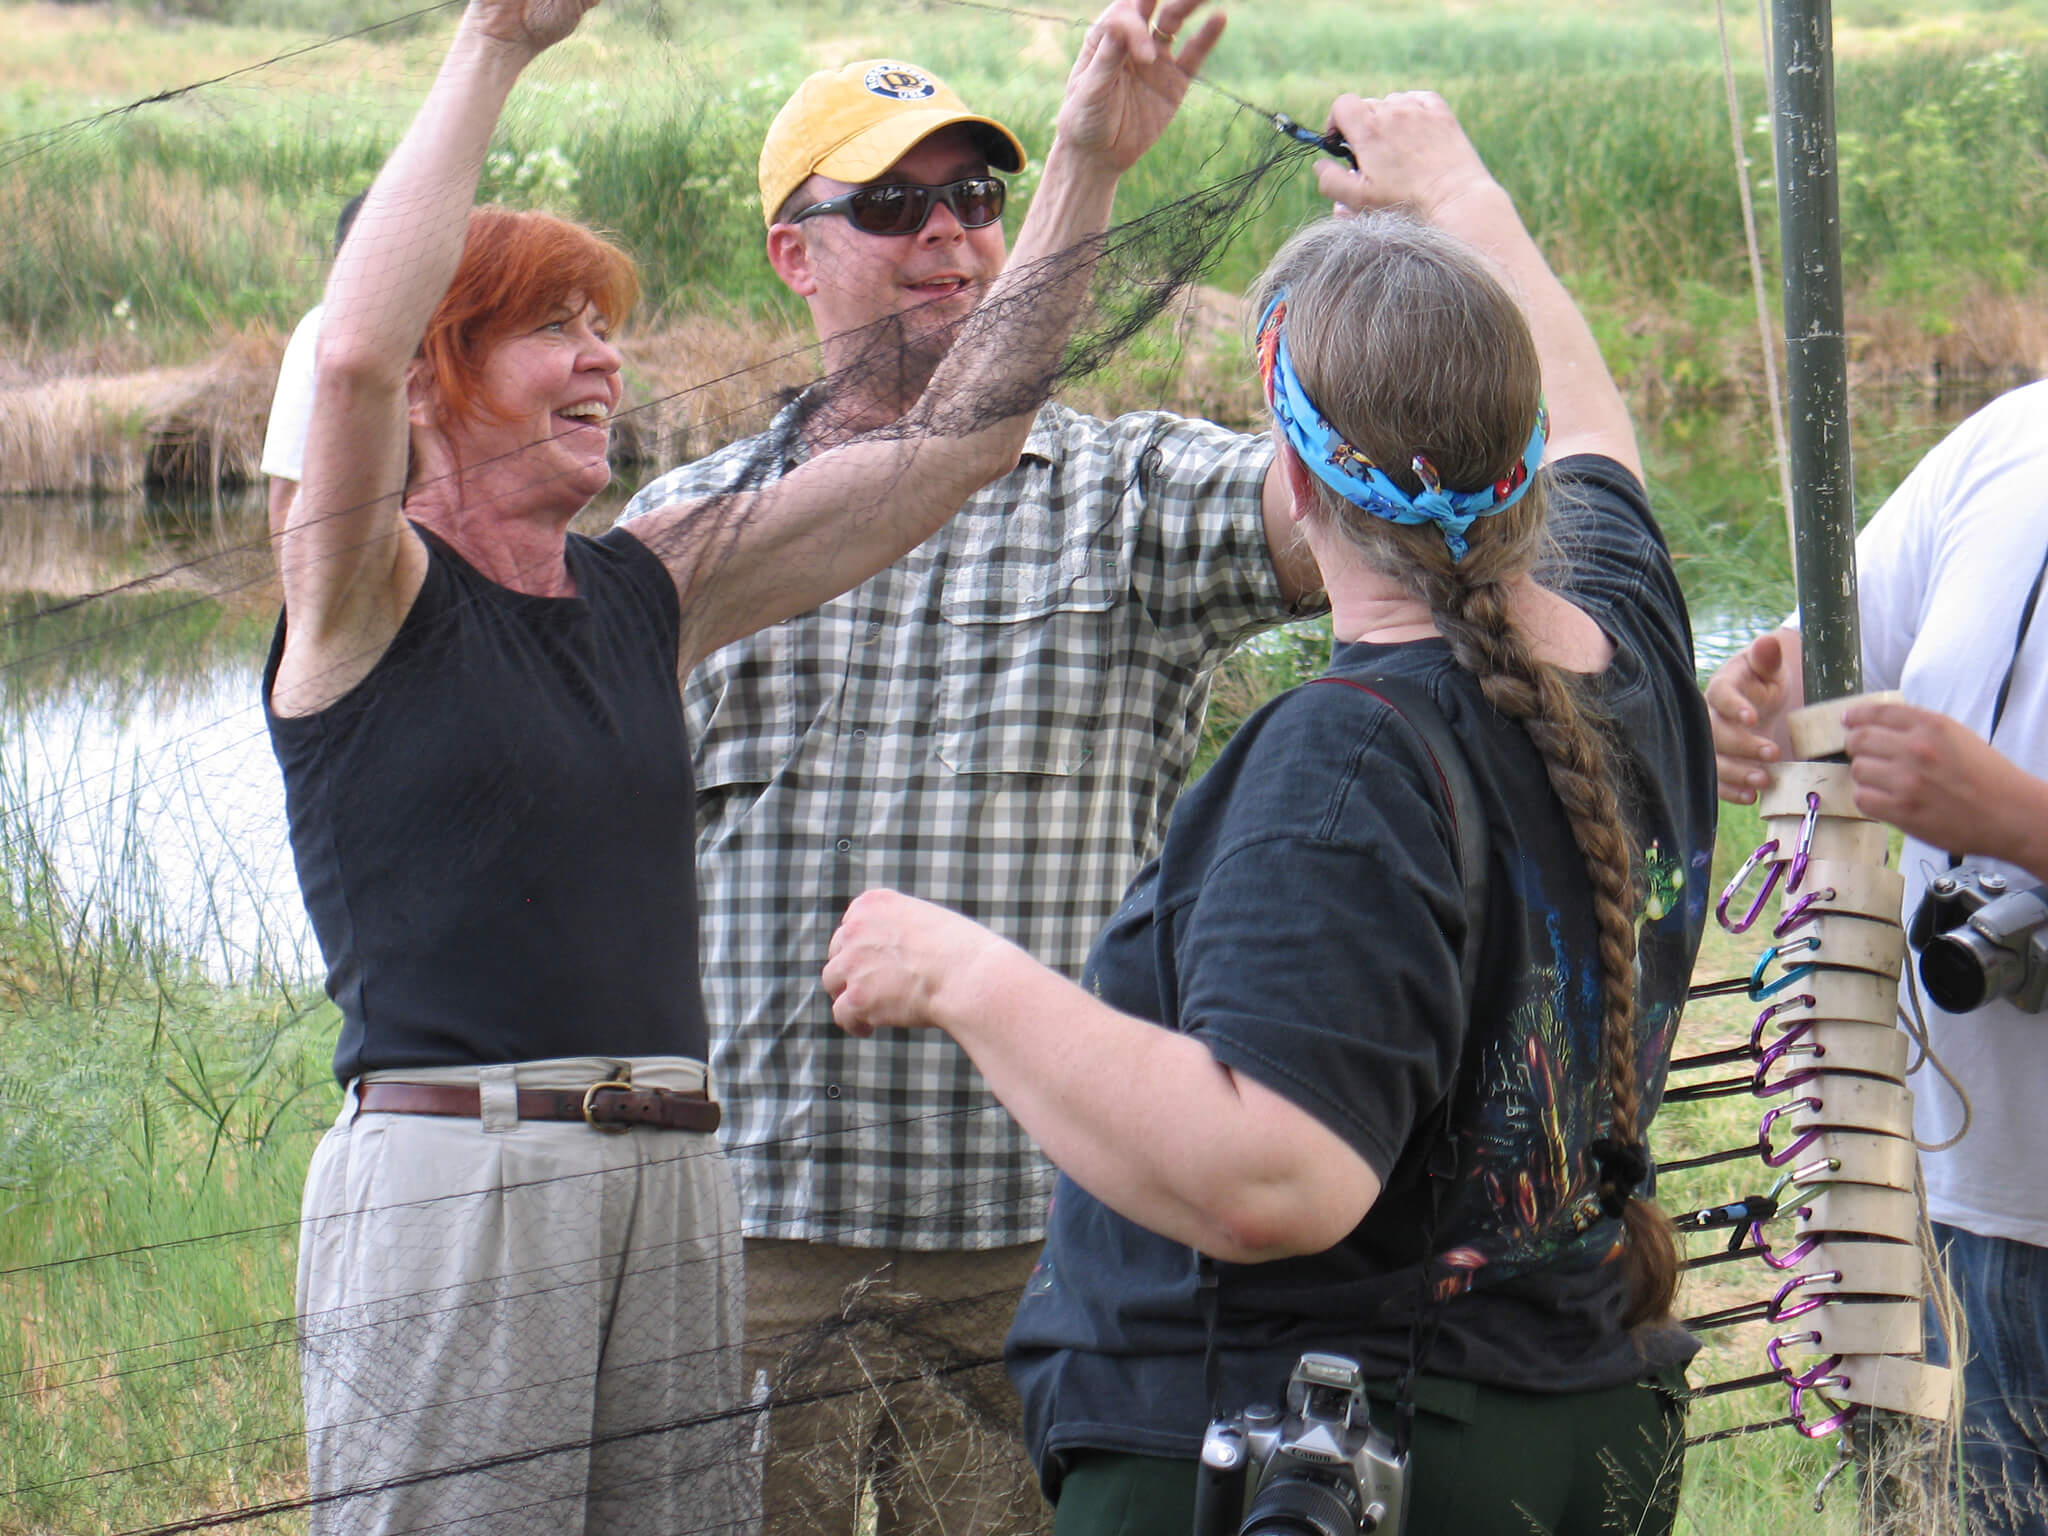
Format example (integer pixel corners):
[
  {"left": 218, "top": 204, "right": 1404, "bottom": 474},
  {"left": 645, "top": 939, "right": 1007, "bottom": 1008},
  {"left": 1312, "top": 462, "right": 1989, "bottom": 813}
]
[{"left": 357, "top": 1080, "right": 721, "bottom": 1134}]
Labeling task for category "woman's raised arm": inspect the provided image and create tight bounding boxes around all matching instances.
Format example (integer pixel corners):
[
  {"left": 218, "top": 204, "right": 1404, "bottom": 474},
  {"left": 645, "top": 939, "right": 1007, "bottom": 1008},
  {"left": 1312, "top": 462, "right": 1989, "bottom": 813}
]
[
  {"left": 1315, "top": 92, "right": 1642, "bottom": 481},
  {"left": 274, "top": 0, "right": 598, "bottom": 706}
]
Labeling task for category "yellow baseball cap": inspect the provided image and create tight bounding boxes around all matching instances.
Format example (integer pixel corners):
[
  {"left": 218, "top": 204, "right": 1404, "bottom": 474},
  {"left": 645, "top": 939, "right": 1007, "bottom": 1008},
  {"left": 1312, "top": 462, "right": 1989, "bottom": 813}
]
[{"left": 758, "top": 60, "right": 1028, "bottom": 227}]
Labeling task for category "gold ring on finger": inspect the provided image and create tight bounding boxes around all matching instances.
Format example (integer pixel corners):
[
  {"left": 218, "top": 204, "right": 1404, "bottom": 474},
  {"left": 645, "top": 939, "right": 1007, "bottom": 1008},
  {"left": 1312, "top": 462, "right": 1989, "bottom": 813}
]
[{"left": 1151, "top": 24, "right": 1176, "bottom": 44}]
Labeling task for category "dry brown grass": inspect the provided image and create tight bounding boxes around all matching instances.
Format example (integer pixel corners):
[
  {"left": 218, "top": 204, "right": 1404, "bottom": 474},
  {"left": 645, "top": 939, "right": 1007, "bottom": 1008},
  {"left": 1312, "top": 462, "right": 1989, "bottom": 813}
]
[
  {"left": 1853, "top": 284, "right": 2048, "bottom": 388},
  {"left": 4, "top": 278, "right": 2041, "bottom": 500},
  {"left": 0, "top": 330, "right": 283, "bottom": 496},
  {"left": 613, "top": 312, "right": 821, "bottom": 467}
]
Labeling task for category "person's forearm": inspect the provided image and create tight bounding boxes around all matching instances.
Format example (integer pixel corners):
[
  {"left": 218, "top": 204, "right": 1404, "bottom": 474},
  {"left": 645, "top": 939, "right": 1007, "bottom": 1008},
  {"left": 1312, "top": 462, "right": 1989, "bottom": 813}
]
[
  {"left": 317, "top": 17, "right": 532, "bottom": 392},
  {"left": 930, "top": 941, "right": 1375, "bottom": 1263},
  {"left": 1427, "top": 180, "right": 1640, "bottom": 479}
]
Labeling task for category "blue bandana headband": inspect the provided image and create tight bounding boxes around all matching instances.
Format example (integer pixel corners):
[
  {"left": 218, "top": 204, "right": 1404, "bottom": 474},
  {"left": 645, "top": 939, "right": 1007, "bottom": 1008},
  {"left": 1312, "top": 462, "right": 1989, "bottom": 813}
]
[{"left": 1256, "top": 292, "right": 1546, "bottom": 562}]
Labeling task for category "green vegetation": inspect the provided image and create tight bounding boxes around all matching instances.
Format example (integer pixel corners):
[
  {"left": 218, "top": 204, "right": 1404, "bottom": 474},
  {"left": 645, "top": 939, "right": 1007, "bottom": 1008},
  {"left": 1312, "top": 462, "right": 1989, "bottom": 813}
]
[
  {"left": 3, "top": 0, "right": 2047, "bottom": 386},
  {"left": 0, "top": 716, "right": 335, "bottom": 1535}
]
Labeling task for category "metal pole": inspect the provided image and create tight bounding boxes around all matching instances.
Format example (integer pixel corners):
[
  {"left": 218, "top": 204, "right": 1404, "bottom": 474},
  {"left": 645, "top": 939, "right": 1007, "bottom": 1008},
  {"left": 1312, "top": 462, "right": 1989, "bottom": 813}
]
[
  {"left": 1766, "top": 4, "right": 1932, "bottom": 1528},
  {"left": 1771, "top": 0, "right": 1860, "bottom": 706}
]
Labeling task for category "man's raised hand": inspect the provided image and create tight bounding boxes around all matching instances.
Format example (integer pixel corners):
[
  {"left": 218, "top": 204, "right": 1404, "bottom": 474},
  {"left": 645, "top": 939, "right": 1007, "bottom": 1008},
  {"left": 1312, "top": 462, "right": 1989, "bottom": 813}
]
[{"left": 1056, "top": 0, "right": 1225, "bottom": 174}]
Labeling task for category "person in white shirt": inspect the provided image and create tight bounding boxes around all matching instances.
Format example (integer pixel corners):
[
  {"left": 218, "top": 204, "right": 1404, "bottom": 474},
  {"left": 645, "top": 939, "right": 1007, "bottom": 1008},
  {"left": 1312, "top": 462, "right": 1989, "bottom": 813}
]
[{"left": 1708, "top": 381, "right": 2048, "bottom": 1536}]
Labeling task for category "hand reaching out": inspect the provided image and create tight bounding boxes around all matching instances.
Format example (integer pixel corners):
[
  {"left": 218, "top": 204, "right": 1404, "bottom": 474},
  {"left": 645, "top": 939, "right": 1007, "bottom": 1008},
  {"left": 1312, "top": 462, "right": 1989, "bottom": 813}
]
[
  {"left": 1055, "top": 0, "right": 1226, "bottom": 174},
  {"left": 823, "top": 890, "right": 1011, "bottom": 1038},
  {"left": 467, "top": 0, "right": 600, "bottom": 57},
  {"left": 1311, "top": 91, "right": 1498, "bottom": 223},
  {"left": 1842, "top": 700, "right": 2047, "bottom": 872},
  {"left": 1706, "top": 630, "right": 1799, "bottom": 804}
]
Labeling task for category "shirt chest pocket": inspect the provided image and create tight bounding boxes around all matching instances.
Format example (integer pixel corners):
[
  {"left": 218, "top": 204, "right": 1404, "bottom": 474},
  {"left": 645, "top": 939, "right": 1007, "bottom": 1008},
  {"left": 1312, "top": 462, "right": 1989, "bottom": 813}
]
[{"left": 933, "top": 537, "right": 1121, "bottom": 777}]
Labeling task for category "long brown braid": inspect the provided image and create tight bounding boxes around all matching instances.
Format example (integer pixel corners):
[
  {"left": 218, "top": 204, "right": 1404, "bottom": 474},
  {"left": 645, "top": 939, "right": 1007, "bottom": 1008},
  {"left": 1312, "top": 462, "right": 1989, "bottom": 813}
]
[{"left": 1249, "top": 213, "right": 1679, "bottom": 1327}]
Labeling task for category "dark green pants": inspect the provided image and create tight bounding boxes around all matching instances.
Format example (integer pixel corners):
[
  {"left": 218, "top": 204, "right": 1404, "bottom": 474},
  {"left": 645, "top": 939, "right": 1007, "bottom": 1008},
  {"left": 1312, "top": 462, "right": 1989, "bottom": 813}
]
[{"left": 1050, "top": 1371, "right": 1687, "bottom": 1536}]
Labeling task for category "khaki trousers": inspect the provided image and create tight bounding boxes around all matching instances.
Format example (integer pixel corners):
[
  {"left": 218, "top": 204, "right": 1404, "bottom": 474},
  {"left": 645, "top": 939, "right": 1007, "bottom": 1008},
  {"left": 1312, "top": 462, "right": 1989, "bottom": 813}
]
[
  {"left": 297, "top": 1058, "right": 755, "bottom": 1536},
  {"left": 744, "top": 1237, "right": 1051, "bottom": 1536}
]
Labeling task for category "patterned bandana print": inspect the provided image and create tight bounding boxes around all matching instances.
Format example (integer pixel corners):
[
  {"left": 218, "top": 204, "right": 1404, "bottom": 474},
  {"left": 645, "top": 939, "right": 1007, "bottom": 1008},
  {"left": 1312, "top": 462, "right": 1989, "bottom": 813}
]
[{"left": 1256, "top": 292, "right": 1546, "bottom": 562}]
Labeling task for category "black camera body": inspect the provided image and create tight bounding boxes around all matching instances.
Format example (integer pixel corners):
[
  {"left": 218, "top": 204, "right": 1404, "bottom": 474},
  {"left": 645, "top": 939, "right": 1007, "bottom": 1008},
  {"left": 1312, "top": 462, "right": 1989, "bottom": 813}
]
[
  {"left": 1910, "top": 866, "right": 2048, "bottom": 1014},
  {"left": 1191, "top": 1353, "right": 1408, "bottom": 1536}
]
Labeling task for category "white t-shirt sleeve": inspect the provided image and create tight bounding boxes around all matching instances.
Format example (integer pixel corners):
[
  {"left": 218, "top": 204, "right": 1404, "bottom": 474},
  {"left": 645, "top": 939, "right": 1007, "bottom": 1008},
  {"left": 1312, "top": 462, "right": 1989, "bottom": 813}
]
[
  {"left": 1848, "top": 410, "right": 1978, "bottom": 693},
  {"left": 260, "top": 304, "right": 323, "bottom": 483},
  {"left": 1783, "top": 386, "right": 2043, "bottom": 693}
]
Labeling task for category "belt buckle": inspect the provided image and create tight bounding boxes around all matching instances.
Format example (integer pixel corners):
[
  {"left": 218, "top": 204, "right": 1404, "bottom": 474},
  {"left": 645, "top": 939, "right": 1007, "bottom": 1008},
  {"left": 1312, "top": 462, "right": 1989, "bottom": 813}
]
[{"left": 582, "top": 1079, "right": 636, "bottom": 1133}]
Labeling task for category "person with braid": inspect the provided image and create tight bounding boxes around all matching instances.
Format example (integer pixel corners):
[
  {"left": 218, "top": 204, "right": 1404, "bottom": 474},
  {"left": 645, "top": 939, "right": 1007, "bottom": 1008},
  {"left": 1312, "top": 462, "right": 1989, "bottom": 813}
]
[{"left": 821, "top": 89, "right": 1716, "bottom": 1536}]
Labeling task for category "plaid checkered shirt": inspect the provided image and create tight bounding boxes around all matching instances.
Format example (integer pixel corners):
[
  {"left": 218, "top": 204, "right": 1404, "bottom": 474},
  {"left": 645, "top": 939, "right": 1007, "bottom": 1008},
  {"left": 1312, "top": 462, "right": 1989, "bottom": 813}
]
[{"left": 620, "top": 398, "right": 1300, "bottom": 1249}]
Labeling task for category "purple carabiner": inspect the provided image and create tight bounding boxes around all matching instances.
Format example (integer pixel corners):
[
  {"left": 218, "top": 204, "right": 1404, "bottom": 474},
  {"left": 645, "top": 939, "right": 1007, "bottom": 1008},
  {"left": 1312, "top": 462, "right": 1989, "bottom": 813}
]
[
  {"left": 1791, "top": 1378, "right": 1856, "bottom": 1438},
  {"left": 1772, "top": 1338, "right": 1844, "bottom": 1389},
  {"left": 1750, "top": 1222, "right": 1822, "bottom": 1270},
  {"left": 1769, "top": 1268, "right": 1843, "bottom": 1321},
  {"left": 1718, "top": 838, "right": 1785, "bottom": 933},
  {"left": 1786, "top": 791, "right": 1823, "bottom": 894},
  {"left": 1755, "top": 1024, "right": 1823, "bottom": 1097},
  {"left": 1773, "top": 887, "right": 1836, "bottom": 939},
  {"left": 1760, "top": 1098, "right": 1825, "bottom": 1165},
  {"left": 1766, "top": 1330, "right": 1823, "bottom": 1377},
  {"left": 1750, "top": 995, "right": 1818, "bottom": 1053}
]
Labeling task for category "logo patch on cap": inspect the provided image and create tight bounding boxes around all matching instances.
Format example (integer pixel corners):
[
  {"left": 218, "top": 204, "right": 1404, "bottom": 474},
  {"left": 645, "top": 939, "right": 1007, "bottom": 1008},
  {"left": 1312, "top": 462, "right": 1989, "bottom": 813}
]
[{"left": 863, "top": 64, "right": 937, "bottom": 101}]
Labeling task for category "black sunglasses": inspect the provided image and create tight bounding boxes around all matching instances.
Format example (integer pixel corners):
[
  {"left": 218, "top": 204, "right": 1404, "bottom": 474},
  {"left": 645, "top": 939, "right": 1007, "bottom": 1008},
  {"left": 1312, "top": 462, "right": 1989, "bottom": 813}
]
[{"left": 790, "top": 176, "right": 1006, "bottom": 236}]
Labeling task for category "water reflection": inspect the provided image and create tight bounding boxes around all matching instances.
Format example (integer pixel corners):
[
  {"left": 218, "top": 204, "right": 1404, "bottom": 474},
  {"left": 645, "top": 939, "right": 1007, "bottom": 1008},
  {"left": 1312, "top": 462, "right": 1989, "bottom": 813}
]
[
  {"left": 0, "top": 390, "right": 2015, "bottom": 977},
  {"left": 0, "top": 488, "right": 298, "bottom": 981}
]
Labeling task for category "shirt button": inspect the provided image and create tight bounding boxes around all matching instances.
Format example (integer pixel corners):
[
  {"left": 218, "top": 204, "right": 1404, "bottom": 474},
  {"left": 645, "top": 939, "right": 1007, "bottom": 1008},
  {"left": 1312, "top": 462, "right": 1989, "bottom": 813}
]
[
  {"left": 825, "top": 1084, "right": 842, "bottom": 1100},
  {"left": 865, "top": 621, "right": 883, "bottom": 641},
  {"left": 836, "top": 838, "right": 852, "bottom": 852},
  {"left": 852, "top": 728, "right": 867, "bottom": 741}
]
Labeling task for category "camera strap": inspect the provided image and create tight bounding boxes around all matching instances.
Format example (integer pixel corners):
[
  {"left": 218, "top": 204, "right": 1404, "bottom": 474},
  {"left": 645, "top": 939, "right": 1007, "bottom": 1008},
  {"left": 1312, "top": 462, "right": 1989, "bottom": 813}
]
[
  {"left": 1195, "top": 674, "right": 1490, "bottom": 1454},
  {"left": 1947, "top": 535, "right": 2048, "bottom": 869}
]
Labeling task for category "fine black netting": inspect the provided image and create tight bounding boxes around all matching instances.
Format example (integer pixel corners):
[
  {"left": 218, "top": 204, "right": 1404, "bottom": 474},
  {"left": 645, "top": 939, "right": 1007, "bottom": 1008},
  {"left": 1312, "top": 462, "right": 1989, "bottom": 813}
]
[
  {"left": 0, "top": 5, "right": 1329, "bottom": 1531},
  {"left": 0, "top": 3, "right": 1988, "bottom": 1535}
]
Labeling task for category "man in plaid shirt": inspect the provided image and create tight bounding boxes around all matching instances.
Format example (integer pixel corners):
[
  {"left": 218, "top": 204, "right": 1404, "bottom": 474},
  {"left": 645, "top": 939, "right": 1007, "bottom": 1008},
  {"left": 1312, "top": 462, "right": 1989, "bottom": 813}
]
[{"left": 621, "top": 43, "right": 1318, "bottom": 1536}]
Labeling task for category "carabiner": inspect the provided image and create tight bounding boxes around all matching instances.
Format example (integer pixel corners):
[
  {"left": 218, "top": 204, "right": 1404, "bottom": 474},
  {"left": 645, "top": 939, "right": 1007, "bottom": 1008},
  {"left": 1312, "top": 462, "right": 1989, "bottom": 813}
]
[
  {"left": 1750, "top": 945, "right": 1819, "bottom": 1000},
  {"left": 1750, "top": 994, "right": 1818, "bottom": 1053},
  {"left": 1773, "top": 887, "right": 1836, "bottom": 939},
  {"left": 1769, "top": 1335, "right": 1843, "bottom": 1387},
  {"left": 1769, "top": 1268, "right": 1843, "bottom": 1321},
  {"left": 1789, "top": 1155, "right": 1842, "bottom": 1188},
  {"left": 1755, "top": 1022, "right": 1822, "bottom": 1096},
  {"left": 1718, "top": 837, "right": 1785, "bottom": 933},
  {"left": 1750, "top": 1223, "right": 1822, "bottom": 1270},
  {"left": 1786, "top": 791, "right": 1823, "bottom": 893},
  {"left": 1766, "top": 1330, "right": 1822, "bottom": 1377},
  {"left": 1760, "top": 1098, "right": 1825, "bottom": 1166},
  {"left": 1792, "top": 1379, "right": 1857, "bottom": 1438}
]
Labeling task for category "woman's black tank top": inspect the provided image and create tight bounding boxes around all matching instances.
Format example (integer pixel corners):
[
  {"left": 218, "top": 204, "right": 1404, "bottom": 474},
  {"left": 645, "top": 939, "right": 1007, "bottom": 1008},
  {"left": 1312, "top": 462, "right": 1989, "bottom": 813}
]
[{"left": 265, "top": 525, "right": 707, "bottom": 1083}]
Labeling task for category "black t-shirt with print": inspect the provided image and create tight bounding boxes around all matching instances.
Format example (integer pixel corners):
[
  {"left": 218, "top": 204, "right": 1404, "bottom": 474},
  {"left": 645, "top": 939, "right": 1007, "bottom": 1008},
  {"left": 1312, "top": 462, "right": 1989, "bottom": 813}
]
[{"left": 1006, "top": 457, "right": 1716, "bottom": 1493}]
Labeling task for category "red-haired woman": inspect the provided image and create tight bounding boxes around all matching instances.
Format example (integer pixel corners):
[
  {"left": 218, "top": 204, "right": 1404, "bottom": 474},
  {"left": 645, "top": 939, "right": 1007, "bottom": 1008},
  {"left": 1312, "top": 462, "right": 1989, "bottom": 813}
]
[{"left": 266, "top": 0, "right": 1213, "bottom": 1529}]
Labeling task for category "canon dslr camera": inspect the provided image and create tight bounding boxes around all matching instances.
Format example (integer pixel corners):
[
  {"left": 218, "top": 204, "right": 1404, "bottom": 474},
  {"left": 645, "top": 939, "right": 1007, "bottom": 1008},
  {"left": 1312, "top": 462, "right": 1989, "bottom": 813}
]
[
  {"left": 1910, "top": 866, "right": 2048, "bottom": 1014},
  {"left": 1191, "top": 1353, "right": 1407, "bottom": 1536}
]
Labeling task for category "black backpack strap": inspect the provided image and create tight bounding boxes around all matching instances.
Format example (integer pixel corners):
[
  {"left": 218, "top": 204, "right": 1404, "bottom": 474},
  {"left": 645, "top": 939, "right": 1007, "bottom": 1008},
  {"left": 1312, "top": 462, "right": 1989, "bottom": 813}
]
[
  {"left": 1311, "top": 676, "right": 1489, "bottom": 1003},
  {"left": 1310, "top": 674, "right": 1490, "bottom": 1454},
  {"left": 1194, "top": 673, "right": 1493, "bottom": 1439}
]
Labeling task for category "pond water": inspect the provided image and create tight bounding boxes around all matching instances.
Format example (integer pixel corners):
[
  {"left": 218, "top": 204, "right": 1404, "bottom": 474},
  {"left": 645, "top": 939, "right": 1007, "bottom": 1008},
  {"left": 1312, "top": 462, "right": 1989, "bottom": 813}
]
[{"left": 0, "top": 389, "right": 2001, "bottom": 982}]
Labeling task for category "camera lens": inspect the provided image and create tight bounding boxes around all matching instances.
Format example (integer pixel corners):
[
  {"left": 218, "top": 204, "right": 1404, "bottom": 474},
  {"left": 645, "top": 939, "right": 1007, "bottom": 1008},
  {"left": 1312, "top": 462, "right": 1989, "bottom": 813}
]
[
  {"left": 1921, "top": 929, "right": 2005, "bottom": 1013},
  {"left": 1241, "top": 1474, "right": 1364, "bottom": 1536}
]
